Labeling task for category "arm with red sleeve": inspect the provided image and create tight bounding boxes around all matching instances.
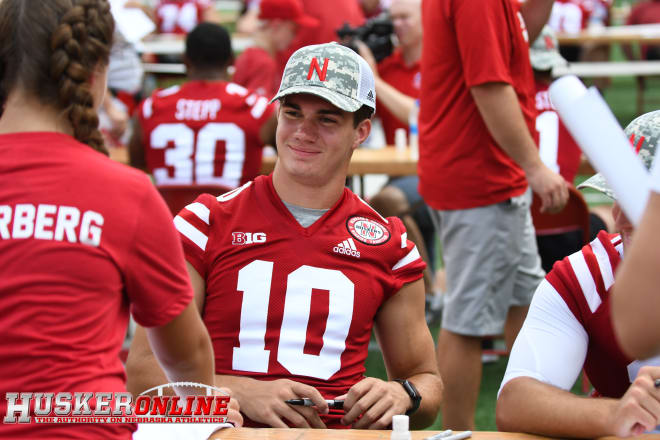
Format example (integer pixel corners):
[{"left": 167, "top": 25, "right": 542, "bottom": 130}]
[
  {"left": 339, "top": 217, "right": 443, "bottom": 430},
  {"left": 123, "top": 181, "right": 214, "bottom": 395}
]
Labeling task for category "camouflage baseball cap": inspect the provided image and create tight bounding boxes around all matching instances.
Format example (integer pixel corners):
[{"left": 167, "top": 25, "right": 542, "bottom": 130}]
[
  {"left": 270, "top": 42, "right": 376, "bottom": 112},
  {"left": 530, "top": 25, "right": 567, "bottom": 71},
  {"left": 578, "top": 110, "right": 660, "bottom": 199}
]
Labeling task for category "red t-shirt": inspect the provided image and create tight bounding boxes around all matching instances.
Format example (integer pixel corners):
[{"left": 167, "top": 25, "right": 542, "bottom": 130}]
[
  {"left": 627, "top": 1, "right": 660, "bottom": 59},
  {"left": 546, "top": 231, "right": 633, "bottom": 398},
  {"left": 155, "top": 0, "right": 210, "bottom": 34},
  {"left": 534, "top": 80, "right": 581, "bottom": 184},
  {"left": 136, "top": 81, "right": 275, "bottom": 188},
  {"left": 0, "top": 132, "right": 193, "bottom": 439},
  {"left": 377, "top": 49, "right": 421, "bottom": 145},
  {"left": 419, "top": 0, "right": 534, "bottom": 210},
  {"left": 174, "top": 175, "right": 425, "bottom": 428},
  {"left": 233, "top": 47, "right": 280, "bottom": 99},
  {"left": 277, "top": 0, "right": 365, "bottom": 73}
]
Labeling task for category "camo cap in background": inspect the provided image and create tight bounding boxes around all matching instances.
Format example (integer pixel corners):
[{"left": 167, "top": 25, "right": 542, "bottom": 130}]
[
  {"left": 578, "top": 110, "right": 660, "bottom": 199},
  {"left": 271, "top": 42, "right": 376, "bottom": 112}
]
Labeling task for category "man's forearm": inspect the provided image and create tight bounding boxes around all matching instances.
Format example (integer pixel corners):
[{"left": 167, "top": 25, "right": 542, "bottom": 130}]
[
  {"left": 470, "top": 82, "right": 543, "bottom": 175},
  {"left": 374, "top": 77, "right": 416, "bottom": 127},
  {"left": 497, "top": 377, "right": 616, "bottom": 438},
  {"left": 405, "top": 372, "right": 443, "bottom": 429}
]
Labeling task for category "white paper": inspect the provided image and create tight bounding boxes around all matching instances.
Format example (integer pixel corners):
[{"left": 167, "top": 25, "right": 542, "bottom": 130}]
[
  {"left": 549, "top": 75, "right": 650, "bottom": 225},
  {"left": 109, "top": 0, "right": 156, "bottom": 44}
]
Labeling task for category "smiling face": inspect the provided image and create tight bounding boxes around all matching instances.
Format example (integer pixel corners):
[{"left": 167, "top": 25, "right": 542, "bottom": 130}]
[
  {"left": 274, "top": 93, "right": 371, "bottom": 187},
  {"left": 612, "top": 202, "right": 634, "bottom": 250}
]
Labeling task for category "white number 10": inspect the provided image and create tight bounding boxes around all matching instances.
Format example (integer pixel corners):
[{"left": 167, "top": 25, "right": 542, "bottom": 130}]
[{"left": 232, "top": 260, "right": 355, "bottom": 380}]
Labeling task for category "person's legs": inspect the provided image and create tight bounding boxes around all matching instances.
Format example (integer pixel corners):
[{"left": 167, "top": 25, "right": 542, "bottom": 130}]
[
  {"left": 370, "top": 180, "right": 434, "bottom": 292},
  {"left": 436, "top": 329, "right": 481, "bottom": 430}
]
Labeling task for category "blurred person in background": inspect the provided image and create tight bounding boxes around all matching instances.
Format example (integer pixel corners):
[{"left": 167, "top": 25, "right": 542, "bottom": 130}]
[
  {"left": 233, "top": 0, "right": 318, "bottom": 98},
  {"left": 130, "top": 23, "right": 277, "bottom": 188},
  {"left": 357, "top": 0, "right": 438, "bottom": 300},
  {"left": 529, "top": 25, "right": 611, "bottom": 272},
  {"left": 126, "top": 0, "right": 220, "bottom": 35}
]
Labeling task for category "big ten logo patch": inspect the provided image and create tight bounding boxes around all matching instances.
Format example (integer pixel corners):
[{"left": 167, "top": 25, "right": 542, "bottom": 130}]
[{"left": 232, "top": 232, "right": 267, "bottom": 245}]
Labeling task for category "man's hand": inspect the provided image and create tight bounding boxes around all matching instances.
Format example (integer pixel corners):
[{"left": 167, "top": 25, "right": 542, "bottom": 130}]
[
  {"left": 338, "top": 377, "right": 411, "bottom": 429},
  {"left": 228, "top": 377, "right": 328, "bottom": 429},
  {"left": 525, "top": 162, "right": 569, "bottom": 213},
  {"left": 609, "top": 366, "right": 660, "bottom": 437},
  {"left": 214, "top": 387, "right": 243, "bottom": 427}
]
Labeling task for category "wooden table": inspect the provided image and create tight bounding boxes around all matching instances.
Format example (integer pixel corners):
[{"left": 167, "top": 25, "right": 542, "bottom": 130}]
[
  {"left": 209, "top": 428, "right": 657, "bottom": 440},
  {"left": 556, "top": 24, "right": 660, "bottom": 45},
  {"left": 259, "top": 147, "right": 418, "bottom": 177}
]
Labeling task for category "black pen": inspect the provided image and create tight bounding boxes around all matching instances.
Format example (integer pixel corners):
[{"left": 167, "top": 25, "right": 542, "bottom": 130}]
[{"left": 285, "top": 398, "right": 344, "bottom": 409}]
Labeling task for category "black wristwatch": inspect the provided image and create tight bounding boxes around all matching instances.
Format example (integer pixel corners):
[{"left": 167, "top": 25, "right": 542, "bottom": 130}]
[{"left": 393, "top": 379, "right": 421, "bottom": 415}]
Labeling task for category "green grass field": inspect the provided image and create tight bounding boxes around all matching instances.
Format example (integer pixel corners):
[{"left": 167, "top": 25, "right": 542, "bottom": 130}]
[{"left": 363, "top": 39, "right": 655, "bottom": 432}]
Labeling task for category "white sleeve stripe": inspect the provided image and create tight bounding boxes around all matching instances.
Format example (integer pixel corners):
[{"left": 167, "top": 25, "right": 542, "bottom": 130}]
[
  {"left": 401, "top": 232, "right": 407, "bottom": 249},
  {"left": 174, "top": 216, "right": 208, "bottom": 251},
  {"left": 392, "top": 246, "right": 421, "bottom": 271},
  {"left": 568, "top": 251, "right": 601, "bottom": 313},
  {"left": 185, "top": 202, "right": 210, "bottom": 225},
  {"left": 590, "top": 239, "right": 615, "bottom": 290}
]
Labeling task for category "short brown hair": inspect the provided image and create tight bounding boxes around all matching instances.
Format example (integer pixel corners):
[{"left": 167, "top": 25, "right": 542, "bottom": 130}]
[{"left": 0, "top": 0, "right": 115, "bottom": 154}]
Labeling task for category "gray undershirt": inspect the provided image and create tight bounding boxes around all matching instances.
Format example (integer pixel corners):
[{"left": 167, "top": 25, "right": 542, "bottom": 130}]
[{"left": 282, "top": 201, "right": 328, "bottom": 228}]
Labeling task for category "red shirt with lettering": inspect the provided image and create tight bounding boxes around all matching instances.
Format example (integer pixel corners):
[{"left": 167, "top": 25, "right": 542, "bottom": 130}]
[
  {"left": 419, "top": 0, "right": 535, "bottom": 209},
  {"left": 174, "top": 175, "right": 425, "bottom": 428},
  {"left": 534, "top": 80, "right": 581, "bottom": 183},
  {"left": 155, "top": 0, "right": 210, "bottom": 34},
  {"left": 0, "top": 132, "right": 193, "bottom": 439},
  {"left": 136, "top": 80, "right": 276, "bottom": 188}
]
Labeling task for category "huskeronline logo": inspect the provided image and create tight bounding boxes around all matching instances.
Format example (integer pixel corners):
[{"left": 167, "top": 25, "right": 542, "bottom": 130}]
[
  {"left": 232, "top": 231, "right": 266, "bottom": 245},
  {"left": 3, "top": 382, "right": 230, "bottom": 425}
]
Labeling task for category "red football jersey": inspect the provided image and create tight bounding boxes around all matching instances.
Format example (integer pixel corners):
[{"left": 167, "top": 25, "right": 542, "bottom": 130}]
[
  {"left": 419, "top": 0, "right": 534, "bottom": 210},
  {"left": 174, "top": 175, "right": 425, "bottom": 427},
  {"left": 155, "top": 0, "right": 210, "bottom": 34},
  {"left": 377, "top": 49, "right": 421, "bottom": 146},
  {"left": 137, "top": 81, "right": 275, "bottom": 188},
  {"left": 534, "top": 80, "right": 581, "bottom": 184},
  {"left": 0, "top": 132, "right": 193, "bottom": 439},
  {"left": 548, "top": 0, "right": 611, "bottom": 34},
  {"left": 546, "top": 231, "right": 637, "bottom": 398}
]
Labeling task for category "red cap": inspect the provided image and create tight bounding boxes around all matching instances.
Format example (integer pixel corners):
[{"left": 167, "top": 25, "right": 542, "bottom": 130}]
[{"left": 258, "top": 0, "right": 319, "bottom": 28}]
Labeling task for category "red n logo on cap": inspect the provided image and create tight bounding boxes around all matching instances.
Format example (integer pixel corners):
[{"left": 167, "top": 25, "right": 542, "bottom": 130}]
[{"left": 308, "top": 57, "right": 329, "bottom": 81}]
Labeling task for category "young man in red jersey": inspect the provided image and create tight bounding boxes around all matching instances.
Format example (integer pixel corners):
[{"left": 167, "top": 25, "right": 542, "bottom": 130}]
[
  {"left": 129, "top": 23, "right": 277, "bottom": 188},
  {"left": 127, "top": 42, "right": 442, "bottom": 430},
  {"left": 497, "top": 111, "right": 660, "bottom": 438}
]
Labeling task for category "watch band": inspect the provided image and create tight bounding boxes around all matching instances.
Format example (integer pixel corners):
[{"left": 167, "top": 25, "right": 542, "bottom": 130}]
[{"left": 393, "top": 379, "right": 421, "bottom": 415}]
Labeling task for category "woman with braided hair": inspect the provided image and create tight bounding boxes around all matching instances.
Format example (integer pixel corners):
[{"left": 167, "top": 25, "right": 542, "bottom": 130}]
[{"left": 0, "top": 1, "right": 230, "bottom": 438}]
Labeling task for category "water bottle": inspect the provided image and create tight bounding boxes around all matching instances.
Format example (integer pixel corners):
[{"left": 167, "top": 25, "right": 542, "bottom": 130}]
[{"left": 408, "top": 99, "right": 419, "bottom": 160}]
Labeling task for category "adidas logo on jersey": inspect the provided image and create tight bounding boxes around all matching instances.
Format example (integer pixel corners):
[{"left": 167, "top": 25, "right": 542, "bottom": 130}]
[{"left": 333, "top": 238, "right": 360, "bottom": 258}]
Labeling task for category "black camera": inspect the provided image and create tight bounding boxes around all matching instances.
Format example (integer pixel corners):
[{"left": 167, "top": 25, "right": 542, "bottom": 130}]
[{"left": 337, "top": 13, "right": 394, "bottom": 63}]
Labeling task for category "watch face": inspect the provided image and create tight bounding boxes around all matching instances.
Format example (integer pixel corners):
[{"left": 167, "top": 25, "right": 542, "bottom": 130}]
[{"left": 395, "top": 379, "right": 421, "bottom": 415}]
